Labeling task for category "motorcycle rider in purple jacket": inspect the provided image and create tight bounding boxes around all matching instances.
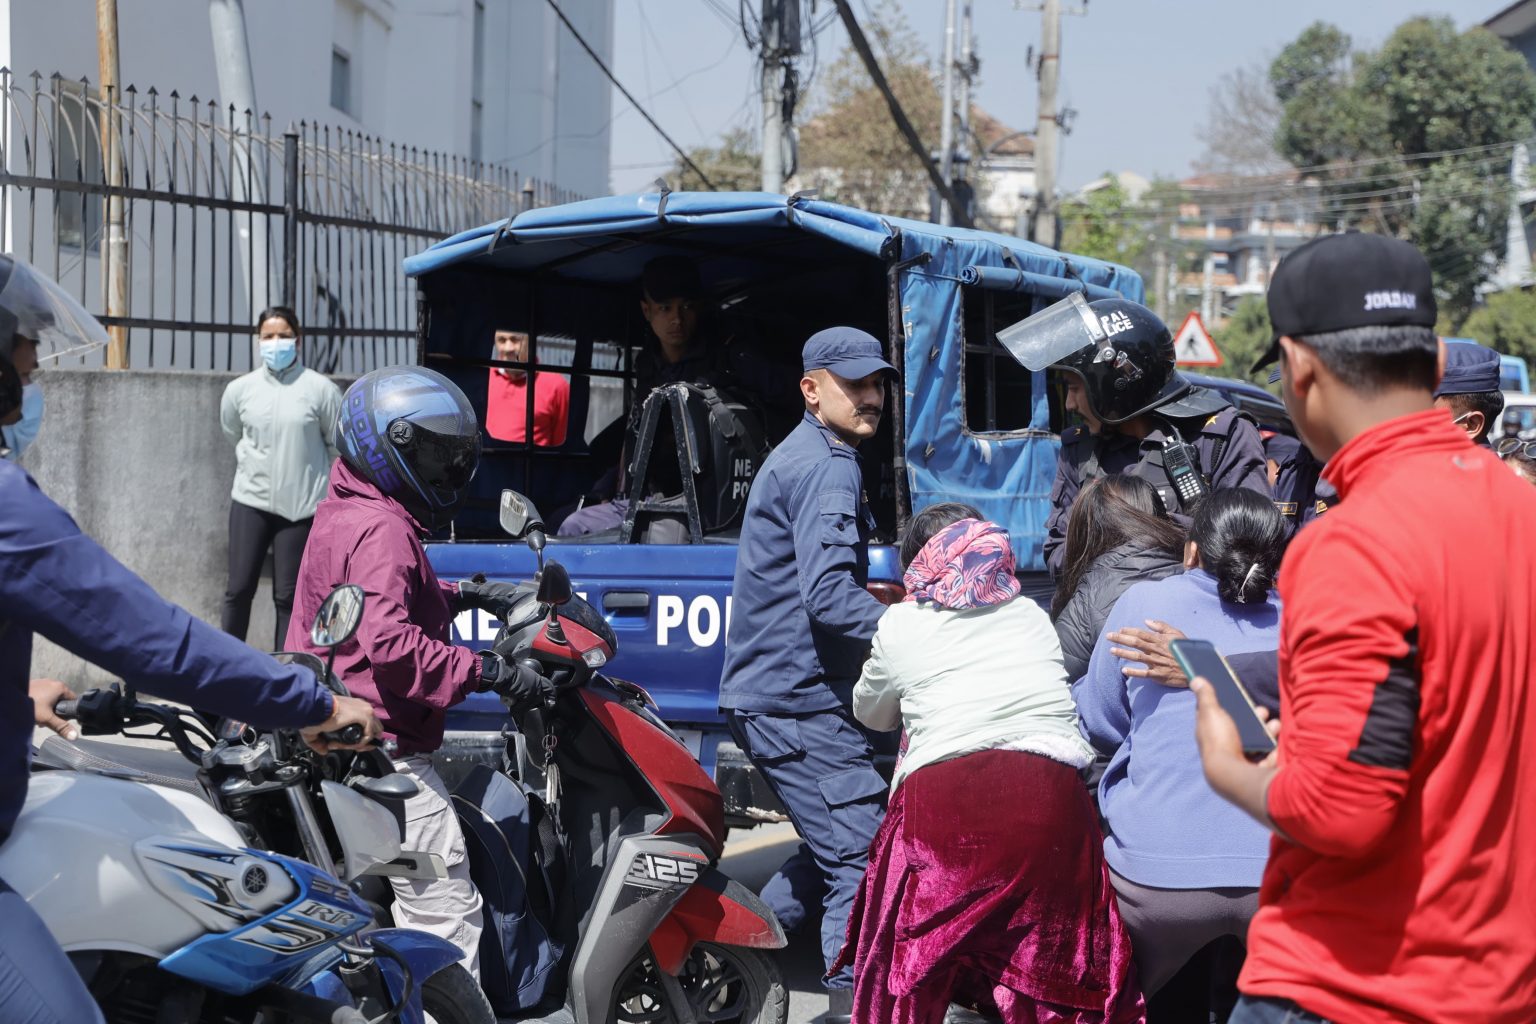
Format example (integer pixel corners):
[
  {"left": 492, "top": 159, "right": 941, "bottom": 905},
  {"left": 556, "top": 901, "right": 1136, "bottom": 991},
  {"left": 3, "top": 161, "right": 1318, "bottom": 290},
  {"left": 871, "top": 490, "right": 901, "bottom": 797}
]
[
  {"left": 0, "top": 257, "right": 381, "bottom": 1024},
  {"left": 284, "top": 365, "right": 550, "bottom": 979}
]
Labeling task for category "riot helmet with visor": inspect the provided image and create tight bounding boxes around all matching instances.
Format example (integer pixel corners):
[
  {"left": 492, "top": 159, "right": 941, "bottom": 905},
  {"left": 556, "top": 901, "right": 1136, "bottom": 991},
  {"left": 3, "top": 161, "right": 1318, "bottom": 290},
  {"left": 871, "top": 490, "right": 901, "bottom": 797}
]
[
  {"left": 0, "top": 255, "right": 109, "bottom": 432},
  {"left": 998, "top": 292, "right": 1189, "bottom": 425}
]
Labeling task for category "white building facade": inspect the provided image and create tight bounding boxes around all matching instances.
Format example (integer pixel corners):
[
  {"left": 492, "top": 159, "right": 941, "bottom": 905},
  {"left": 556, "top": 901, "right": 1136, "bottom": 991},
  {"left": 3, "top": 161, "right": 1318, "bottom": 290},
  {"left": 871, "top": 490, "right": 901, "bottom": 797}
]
[
  {"left": 0, "top": 0, "right": 614, "bottom": 198},
  {"left": 0, "top": 0, "right": 613, "bottom": 372}
]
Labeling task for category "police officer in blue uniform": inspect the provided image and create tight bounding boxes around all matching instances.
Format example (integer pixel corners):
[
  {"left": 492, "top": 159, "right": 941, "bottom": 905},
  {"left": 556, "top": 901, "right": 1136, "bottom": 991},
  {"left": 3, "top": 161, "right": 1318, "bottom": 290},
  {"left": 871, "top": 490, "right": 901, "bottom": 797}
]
[
  {"left": 718, "top": 326, "right": 894, "bottom": 1022},
  {"left": 1007, "top": 294, "right": 1270, "bottom": 573},
  {"left": 1433, "top": 341, "right": 1505, "bottom": 449},
  {"left": 0, "top": 257, "right": 381, "bottom": 1024}
]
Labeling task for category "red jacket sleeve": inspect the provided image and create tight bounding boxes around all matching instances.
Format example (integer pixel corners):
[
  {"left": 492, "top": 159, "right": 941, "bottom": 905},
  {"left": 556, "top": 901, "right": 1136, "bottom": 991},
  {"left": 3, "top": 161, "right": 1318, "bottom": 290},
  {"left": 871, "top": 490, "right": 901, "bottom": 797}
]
[
  {"left": 1267, "top": 527, "right": 1418, "bottom": 857},
  {"left": 350, "top": 523, "right": 478, "bottom": 710}
]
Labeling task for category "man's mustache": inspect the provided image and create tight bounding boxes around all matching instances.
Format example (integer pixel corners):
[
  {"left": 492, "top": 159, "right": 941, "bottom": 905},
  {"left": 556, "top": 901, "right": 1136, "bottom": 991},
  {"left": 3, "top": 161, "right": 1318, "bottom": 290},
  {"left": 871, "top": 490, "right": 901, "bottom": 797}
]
[{"left": 856, "top": 405, "right": 883, "bottom": 417}]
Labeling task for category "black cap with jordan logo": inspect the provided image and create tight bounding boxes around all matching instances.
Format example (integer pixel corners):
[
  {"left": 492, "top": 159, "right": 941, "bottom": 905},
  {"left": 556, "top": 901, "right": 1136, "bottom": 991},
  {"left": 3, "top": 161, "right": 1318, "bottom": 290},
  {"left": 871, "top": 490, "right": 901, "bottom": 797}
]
[{"left": 1253, "top": 231, "right": 1437, "bottom": 372}]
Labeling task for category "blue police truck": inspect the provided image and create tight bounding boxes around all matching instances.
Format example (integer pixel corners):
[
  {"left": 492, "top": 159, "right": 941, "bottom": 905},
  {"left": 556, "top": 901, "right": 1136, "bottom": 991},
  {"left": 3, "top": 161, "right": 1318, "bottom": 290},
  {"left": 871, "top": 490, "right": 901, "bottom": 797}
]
[{"left": 403, "top": 190, "right": 1144, "bottom": 827}]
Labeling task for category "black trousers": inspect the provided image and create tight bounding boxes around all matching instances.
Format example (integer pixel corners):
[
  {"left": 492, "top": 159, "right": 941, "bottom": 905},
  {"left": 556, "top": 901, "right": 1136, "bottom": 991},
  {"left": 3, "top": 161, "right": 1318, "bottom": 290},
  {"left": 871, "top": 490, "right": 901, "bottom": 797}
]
[{"left": 222, "top": 500, "right": 313, "bottom": 649}]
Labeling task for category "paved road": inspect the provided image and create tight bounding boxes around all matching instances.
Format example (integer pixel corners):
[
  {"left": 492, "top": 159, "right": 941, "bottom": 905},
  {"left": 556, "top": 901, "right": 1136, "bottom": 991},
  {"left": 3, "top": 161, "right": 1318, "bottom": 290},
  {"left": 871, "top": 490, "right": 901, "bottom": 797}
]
[{"left": 720, "top": 822, "right": 832, "bottom": 1024}]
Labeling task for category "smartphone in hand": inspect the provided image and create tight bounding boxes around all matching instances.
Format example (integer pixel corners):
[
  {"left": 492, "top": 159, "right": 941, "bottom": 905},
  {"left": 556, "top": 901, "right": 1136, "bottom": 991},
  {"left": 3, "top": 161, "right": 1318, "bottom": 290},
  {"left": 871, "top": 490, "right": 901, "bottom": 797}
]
[{"left": 1168, "top": 639, "right": 1276, "bottom": 757}]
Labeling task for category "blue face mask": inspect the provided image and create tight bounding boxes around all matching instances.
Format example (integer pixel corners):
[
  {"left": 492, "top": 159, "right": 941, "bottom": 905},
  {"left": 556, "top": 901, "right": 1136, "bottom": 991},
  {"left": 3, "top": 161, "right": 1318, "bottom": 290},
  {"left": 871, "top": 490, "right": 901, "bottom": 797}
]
[
  {"left": 260, "top": 337, "right": 298, "bottom": 372},
  {"left": 4, "top": 381, "right": 42, "bottom": 459}
]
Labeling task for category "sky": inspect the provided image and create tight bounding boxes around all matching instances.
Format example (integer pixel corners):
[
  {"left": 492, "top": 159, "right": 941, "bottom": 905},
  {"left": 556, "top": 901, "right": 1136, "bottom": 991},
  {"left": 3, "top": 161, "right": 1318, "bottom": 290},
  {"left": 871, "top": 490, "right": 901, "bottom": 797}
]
[{"left": 606, "top": 0, "right": 1501, "bottom": 197}]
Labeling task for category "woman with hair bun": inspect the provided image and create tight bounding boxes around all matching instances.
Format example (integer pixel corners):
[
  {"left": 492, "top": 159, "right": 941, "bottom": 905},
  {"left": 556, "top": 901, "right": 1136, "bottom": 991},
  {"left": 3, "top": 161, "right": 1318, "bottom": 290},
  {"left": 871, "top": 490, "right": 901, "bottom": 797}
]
[{"left": 1073, "top": 488, "right": 1286, "bottom": 1019}]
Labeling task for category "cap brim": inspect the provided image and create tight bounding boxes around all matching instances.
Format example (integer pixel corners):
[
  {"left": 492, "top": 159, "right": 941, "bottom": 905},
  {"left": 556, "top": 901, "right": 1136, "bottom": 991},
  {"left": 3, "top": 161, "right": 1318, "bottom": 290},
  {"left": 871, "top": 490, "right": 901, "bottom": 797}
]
[
  {"left": 812, "top": 356, "right": 898, "bottom": 379},
  {"left": 1251, "top": 338, "right": 1281, "bottom": 374}
]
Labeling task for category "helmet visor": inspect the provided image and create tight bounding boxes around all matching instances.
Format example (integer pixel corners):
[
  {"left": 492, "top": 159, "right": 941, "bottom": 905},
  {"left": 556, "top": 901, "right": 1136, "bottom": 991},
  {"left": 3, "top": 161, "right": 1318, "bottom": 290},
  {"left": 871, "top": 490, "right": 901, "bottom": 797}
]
[
  {"left": 411, "top": 423, "right": 481, "bottom": 492},
  {"left": 995, "top": 292, "right": 1107, "bottom": 372},
  {"left": 0, "top": 257, "right": 110, "bottom": 363}
]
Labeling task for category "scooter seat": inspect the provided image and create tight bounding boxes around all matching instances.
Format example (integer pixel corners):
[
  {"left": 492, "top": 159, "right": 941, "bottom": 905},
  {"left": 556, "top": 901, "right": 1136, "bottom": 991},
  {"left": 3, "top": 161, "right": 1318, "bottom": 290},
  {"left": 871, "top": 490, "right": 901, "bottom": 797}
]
[{"left": 33, "top": 735, "right": 203, "bottom": 796}]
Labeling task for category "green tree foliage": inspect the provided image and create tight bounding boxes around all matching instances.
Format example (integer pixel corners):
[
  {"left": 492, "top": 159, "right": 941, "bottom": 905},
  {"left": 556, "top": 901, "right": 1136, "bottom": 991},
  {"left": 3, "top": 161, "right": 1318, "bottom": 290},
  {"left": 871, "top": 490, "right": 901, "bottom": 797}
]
[
  {"left": 1270, "top": 18, "right": 1536, "bottom": 325},
  {"left": 668, "top": 127, "right": 761, "bottom": 192},
  {"left": 1459, "top": 288, "right": 1536, "bottom": 365},
  {"left": 1206, "top": 296, "right": 1277, "bottom": 390},
  {"left": 796, "top": 0, "right": 941, "bottom": 219},
  {"left": 1059, "top": 175, "right": 1149, "bottom": 270}
]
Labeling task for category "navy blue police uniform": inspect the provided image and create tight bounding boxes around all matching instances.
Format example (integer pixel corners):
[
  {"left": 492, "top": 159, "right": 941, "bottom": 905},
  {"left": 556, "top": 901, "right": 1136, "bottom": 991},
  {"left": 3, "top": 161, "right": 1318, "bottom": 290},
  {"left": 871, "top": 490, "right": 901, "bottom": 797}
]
[
  {"left": 1266, "top": 432, "right": 1336, "bottom": 535},
  {"left": 718, "top": 329, "right": 892, "bottom": 994},
  {"left": 1044, "top": 396, "right": 1271, "bottom": 572},
  {"left": 0, "top": 459, "right": 340, "bottom": 1024}
]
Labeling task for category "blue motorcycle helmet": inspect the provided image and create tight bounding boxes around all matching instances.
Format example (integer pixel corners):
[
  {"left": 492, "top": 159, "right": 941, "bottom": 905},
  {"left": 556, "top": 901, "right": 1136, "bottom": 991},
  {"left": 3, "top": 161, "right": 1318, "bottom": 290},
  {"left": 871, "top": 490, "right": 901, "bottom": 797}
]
[{"left": 337, "top": 366, "right": 482, "bottom": 532}]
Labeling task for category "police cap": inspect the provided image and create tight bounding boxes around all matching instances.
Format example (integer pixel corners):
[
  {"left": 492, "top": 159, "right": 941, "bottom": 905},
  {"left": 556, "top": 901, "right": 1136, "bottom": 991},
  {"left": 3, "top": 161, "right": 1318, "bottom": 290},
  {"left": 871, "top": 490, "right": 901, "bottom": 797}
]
[
  {"left": 1435, "top": 342, "right": 1501, "bottom": 397},
  {"left": 802, "top": 326, "right": 896, "bottom": 380}
]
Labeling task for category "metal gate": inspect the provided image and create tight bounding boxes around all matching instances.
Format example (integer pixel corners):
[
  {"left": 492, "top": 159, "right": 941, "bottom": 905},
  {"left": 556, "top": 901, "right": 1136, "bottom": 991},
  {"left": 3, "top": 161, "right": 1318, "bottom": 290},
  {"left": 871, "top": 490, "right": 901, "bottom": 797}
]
[{"left": 0, "top": 68, "right": 581, "bottom": 374}]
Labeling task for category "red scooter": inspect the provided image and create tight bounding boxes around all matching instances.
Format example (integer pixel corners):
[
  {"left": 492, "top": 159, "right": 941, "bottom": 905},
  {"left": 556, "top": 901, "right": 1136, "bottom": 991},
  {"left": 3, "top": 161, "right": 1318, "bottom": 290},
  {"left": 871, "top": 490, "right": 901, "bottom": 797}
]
[{"left": 462, "top": 490, "right": 788, "bottom": 1024}]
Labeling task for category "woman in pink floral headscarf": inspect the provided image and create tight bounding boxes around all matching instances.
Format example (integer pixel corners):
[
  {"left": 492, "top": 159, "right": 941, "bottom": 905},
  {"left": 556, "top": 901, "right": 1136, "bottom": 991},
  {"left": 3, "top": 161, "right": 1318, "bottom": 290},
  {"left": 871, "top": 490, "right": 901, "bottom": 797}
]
[{"left": 840, "top": 502, "right": 1144, "bottom": 1024}]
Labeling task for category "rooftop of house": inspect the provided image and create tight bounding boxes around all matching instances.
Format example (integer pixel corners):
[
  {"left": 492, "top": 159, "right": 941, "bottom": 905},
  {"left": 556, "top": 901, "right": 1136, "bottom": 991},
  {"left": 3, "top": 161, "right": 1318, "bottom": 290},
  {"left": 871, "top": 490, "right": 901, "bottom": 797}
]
[{"left": 1486, "top": 0, "right": 1536, "bottom": 40}]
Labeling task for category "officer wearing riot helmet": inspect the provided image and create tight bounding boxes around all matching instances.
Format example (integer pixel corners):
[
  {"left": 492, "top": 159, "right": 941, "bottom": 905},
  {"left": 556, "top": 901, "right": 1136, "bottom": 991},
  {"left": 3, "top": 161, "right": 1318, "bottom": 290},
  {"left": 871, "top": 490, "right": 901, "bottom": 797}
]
[{"left": 1000, "top": 292, "right": 1271, "bottom": 574}]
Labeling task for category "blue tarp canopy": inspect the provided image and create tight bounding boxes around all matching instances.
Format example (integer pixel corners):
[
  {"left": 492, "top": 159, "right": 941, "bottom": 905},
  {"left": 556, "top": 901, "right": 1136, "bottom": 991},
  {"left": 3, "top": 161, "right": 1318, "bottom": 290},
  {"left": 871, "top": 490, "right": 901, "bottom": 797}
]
[{"left": 404, "top": 191, "right": 1146, "bottom": 569}]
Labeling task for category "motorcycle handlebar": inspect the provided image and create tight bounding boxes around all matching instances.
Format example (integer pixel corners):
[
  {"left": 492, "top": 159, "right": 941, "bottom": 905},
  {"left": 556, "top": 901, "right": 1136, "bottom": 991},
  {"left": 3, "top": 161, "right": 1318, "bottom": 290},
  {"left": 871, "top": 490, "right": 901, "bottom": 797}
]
[
  {"left": 54, "top": 699, "right": 78, "bottom": 719},
  {"left": 321, "top": 724, "right": 365, "bottom": 746}
]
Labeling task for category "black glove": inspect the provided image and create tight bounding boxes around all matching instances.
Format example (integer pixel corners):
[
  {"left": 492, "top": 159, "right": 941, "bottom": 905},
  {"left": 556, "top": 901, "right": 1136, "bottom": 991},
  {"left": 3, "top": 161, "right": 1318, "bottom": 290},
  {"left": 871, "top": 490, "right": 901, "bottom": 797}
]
[
  {"left": 476, "top": 651, "right": 554, "bottom": 712},
  {"left": 457, "top": 577, "right": 527, "bottom": 620}
]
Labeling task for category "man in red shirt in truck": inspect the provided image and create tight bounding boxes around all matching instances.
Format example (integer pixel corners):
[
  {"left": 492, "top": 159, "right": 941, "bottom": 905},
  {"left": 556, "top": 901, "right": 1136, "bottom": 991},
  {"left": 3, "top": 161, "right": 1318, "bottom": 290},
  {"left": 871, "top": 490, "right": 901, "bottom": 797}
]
[{"left": 1192, "top": 232, "right": 1536, "bottom": 1024}]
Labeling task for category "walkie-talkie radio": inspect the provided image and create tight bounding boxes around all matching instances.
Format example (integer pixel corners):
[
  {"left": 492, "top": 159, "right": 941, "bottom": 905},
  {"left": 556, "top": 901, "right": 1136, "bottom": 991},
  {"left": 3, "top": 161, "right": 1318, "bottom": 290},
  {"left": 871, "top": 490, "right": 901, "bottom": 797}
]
[{"left": 1160, "top": 422, "right": 1210, "bottom": 511}]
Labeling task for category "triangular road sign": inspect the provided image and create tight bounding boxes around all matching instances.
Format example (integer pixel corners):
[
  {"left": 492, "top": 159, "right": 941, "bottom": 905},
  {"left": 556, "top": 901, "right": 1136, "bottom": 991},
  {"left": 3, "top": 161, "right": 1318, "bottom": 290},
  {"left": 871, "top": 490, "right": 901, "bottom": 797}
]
[{"left": 1173, "top": 311, "right": 1223, "bottom": 366}]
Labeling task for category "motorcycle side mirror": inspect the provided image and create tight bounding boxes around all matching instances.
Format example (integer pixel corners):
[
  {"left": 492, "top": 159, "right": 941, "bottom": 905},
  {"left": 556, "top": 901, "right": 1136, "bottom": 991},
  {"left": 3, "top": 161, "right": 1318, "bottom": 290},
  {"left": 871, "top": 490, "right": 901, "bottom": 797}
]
[
  {"left": 536, "top": 561, "right": 573, "bottom": 607},
  {"left": 500, "top": 489, "right": 548, "bottom": 570},
  {"left": 311, "top": 583, "right": 365, "bottom": 686},
  {"left": 499, "top": 489, "right": 546, "bottom": 539},
  {"left": 313, "top": 584, "right": 366, "bottom": 648}
]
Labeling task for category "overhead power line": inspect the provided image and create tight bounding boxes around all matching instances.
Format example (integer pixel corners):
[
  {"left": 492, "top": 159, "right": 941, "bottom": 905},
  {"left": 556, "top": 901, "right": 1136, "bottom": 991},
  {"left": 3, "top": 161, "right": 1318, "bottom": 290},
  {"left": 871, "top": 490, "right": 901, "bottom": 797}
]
[
  {"left": 830, "top": 0, "right": 973, "bottom": 229},
  {"left": 543, "top": 0, "right": 716, "bottom": 189},
  {"left": 1183, "top": 139, "right": 1530, "bottom": 196}
]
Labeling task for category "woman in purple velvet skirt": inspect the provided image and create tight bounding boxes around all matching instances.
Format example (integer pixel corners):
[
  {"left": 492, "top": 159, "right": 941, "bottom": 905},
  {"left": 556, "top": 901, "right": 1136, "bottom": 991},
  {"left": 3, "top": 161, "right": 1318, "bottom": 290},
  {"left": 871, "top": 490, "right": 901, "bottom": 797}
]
[{"left": 837, "top": 502, "right": 1144, "bottom": 1024}]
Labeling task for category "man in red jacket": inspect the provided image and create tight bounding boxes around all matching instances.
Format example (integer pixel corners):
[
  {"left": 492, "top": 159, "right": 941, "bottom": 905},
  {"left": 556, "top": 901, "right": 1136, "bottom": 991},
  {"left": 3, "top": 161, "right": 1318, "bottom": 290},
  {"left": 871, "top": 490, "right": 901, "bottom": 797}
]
[{"left": 1192, "top": 232, "right": 1536, "bottom": 1024}]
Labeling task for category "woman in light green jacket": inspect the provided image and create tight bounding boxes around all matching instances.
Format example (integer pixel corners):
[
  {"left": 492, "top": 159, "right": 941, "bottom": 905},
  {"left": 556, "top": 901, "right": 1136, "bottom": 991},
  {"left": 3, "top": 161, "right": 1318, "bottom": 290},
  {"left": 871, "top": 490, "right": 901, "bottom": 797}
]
[{"left": 219, "top": 306, "right": 343, "bottom": 648}]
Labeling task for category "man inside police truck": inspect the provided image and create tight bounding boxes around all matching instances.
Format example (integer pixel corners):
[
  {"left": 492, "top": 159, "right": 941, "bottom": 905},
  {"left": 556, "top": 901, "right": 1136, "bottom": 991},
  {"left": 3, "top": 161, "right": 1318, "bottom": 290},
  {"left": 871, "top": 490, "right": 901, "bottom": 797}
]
[{"left": 558, "top": 255, "right": 795, "bottom": 535}]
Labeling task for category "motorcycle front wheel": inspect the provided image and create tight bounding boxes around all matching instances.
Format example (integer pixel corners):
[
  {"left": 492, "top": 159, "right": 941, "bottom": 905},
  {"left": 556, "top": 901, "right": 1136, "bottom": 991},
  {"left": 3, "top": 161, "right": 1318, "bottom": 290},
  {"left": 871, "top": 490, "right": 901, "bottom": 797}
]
[
  {"left": 613, "top": 941, "right": 789, "bottom": 1024},
  {"left": 419, "top": 963, "right": 497, "bottom": 1024}
]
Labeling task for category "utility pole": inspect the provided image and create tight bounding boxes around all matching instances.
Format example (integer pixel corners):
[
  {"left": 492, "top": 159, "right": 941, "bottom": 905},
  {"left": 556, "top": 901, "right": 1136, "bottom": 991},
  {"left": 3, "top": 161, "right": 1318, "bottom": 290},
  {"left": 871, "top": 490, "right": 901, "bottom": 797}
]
[
  {"left": 758, "top": 0, "right": 800, "bottom": 195},
  {"left": 1017, "top": 0, "right": 1086, "bottom": 248},
  {"left": 937, "top": 0, "right": 957, "bottom": 224},
  {"left": 957, "top": 1, "right": 974, "bottom": 161},
  {"left": 1032, "top": 0, "right": 1060, "bottom": 246},
  {"left": 210, "top": 0, "right": 272, "bottom": 333},
  {"left": 956, "top": 1, "right": 975, "bottom": 225},
  {"left": 95, "top": 0, "right": 127, "bottom": 369}
]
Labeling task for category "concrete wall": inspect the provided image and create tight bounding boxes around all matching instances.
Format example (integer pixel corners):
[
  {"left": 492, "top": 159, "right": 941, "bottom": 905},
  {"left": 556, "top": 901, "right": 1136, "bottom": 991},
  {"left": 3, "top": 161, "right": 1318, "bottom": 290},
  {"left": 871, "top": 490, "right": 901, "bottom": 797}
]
[{"left": 20, "top": 367, "right": 339, "bottom": 686}]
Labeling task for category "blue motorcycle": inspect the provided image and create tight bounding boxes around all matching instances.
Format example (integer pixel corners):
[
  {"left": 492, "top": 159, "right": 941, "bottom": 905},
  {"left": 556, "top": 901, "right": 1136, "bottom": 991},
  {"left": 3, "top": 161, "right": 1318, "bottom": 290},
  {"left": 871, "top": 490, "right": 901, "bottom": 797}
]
[{"left": 24, "top": 585, "right": 494, "bottom": 1024}]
